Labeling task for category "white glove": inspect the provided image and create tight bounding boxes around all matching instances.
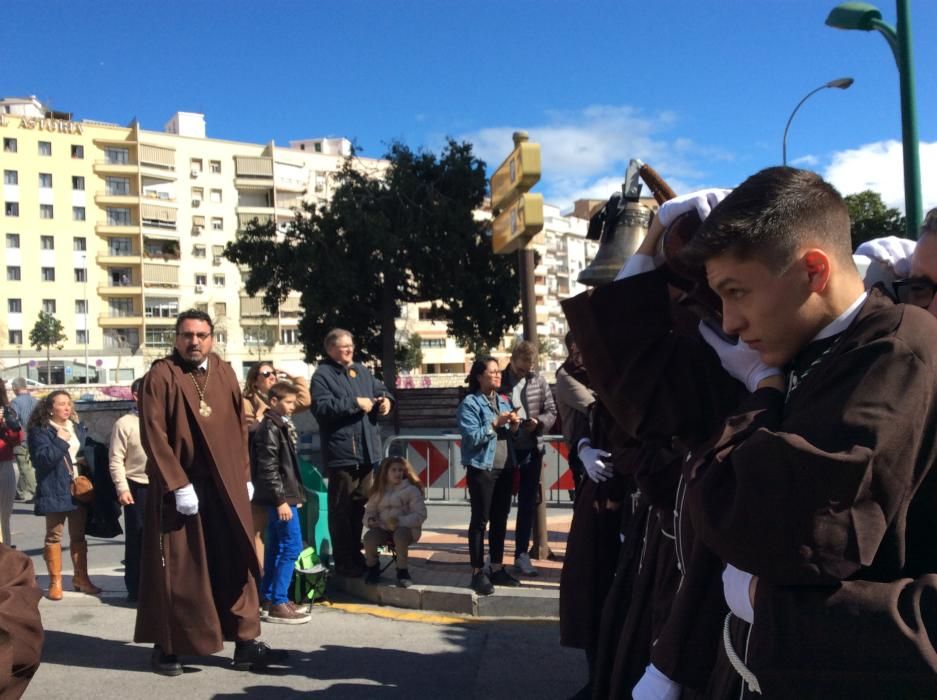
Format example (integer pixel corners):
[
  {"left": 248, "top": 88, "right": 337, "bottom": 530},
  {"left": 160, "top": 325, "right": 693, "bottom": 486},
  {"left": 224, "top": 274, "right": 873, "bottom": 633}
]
[
  {"left": 723, "top": 564, "right": 755, "bottom": 624},
  {"left": 247, "top": 481, "right": 255, "bottom": 502},
  {"left": 698, "top": 322, "right": 782, "bottom": 392},
  {"left": 657, "top": 188, "right": 732, "bottom": 227},
  {"left": 579, "top": 442, "right": 614, "bottom": 483},
  {"left": 174, "top": 484, "right": 199, "bottom": 515},
  {"left": 632, "top": 663, "right": 682, "bottom": 700},
  {"left": 854, "top": 236, "right": 915, "bottom": 278},
  {"left": 615, "top": 253, "right": 659, "bottom": 281}
]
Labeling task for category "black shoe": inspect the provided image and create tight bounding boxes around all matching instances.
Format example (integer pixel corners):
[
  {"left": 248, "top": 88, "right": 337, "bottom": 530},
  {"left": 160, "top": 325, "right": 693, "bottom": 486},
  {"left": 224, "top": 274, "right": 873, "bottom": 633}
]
[
  {"left": 151, "top": 645, "right": 182, "bottom": 677},
  {"left": 471, "top": 571, "right": 494, "bottom": 596},
  {"left": 364, "top": 564, "right": 381, "bottom": 585},
  {"left": 396, "top": 569, "right": 413, "bottom": 588},
  {"left": 489, "top": 567, "right": 521, "bottom": 587},
  {"left": 232, "top": 639, "right": 288, "bottom": 671}
]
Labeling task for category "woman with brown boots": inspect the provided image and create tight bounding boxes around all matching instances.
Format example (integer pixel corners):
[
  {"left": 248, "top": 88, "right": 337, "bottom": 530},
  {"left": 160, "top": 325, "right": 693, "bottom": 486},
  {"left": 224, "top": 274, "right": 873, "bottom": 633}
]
[{"left": 27, "top": 390, "right": 101, "bottom": 600}]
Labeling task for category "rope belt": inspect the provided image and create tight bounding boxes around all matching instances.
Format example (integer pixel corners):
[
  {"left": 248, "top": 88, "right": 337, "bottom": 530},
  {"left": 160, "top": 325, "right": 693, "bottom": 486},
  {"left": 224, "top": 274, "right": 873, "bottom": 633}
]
[{"left": 722, "top": 612, "right": 762, "bottom": 695}]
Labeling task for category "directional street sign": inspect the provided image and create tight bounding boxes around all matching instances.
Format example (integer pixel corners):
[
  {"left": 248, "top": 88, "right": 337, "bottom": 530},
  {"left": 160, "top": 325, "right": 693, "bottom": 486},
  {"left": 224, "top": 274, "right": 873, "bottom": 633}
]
[
  {"left": 491, "top": 193, "right": 544, "bottom": 255},
  {"left": 489, "top": 132, "right": 543, "bottom": 254}
]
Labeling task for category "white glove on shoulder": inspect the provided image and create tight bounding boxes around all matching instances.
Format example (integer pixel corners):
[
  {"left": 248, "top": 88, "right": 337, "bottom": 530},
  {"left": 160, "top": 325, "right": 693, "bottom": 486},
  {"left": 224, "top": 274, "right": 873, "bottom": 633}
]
[
  {"left": 657, "top": 188, "right": 732, "bottom": 227},
  {"left": 632, "top": 663, "right": 682, "bottom": 700},
  {"left": 579, "top": 442, "right": 614, "bottom": 483},
  {"left": 854, "top": 236, "right": 915, "bottom": 279},
  {"left": 615, "top": 253, "right": 659, "bottom": 281},
  {"left": 247, "top": 481, "right": 255, "bottom": 502},
  {"left": 174, "top": 483, "right": 199, "bottom": 515},
  {"left": 698, "top": 322, "right": 781, "bottom": 393},
  {"left": 723, "top": 564, "right": 755, "bottom": 624}
]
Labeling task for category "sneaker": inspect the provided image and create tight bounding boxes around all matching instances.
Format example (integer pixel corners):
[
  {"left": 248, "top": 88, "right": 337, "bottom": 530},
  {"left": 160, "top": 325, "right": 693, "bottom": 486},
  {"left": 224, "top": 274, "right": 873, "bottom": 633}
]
[
  {"left": 489, "top": 566, "right": 521, "bottom": 587},
  {"left": 232, "top": 639, "right": 289, "bottom": 671},
  {"left": 264, "top": 602, "right": 311, "bottom": 625},
  {"left": 470, "top": 571, "right": 494, "bottom": 596},
  {"left": 364, "top": 564, "right": 381, "bottom": 585},
  {"left": 514, "top": 553, "right": 538, "bottom": 576},
  {"left": 396, "top": 569, "right": 413, "bottom": 588},
  {"left": 259, "top": 600, "right": 271, "bottom": 619},
  {"left": 150, "top": 644, "right": 182, "bottom": 677}
]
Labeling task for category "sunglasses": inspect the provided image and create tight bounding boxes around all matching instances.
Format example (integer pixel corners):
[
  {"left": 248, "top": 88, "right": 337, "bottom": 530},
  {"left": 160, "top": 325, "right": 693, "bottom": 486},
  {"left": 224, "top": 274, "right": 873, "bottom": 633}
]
[
  {"left": 260, "top": 369, "right": 277, "bottom": 378},
  {"left": 893, "top": 277, "right": 937, "bottom": 308}
]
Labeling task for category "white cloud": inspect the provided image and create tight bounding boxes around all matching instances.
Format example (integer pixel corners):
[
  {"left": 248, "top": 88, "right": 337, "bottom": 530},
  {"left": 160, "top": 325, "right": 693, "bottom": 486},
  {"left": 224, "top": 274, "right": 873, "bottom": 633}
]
[
  {"left": 824, "top": 140, "right": 937, "bottom": 214},
  {"left": 460, "top": 105, "right": 732, "bottom": 211},
  {"left": 791, "top": 154, "right": 819, "bottom": 167}
]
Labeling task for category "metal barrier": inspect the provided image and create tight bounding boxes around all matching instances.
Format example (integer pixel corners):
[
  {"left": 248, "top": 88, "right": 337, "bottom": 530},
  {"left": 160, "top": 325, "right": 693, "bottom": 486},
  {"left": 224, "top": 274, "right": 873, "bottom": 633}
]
[{"left": 382, "top": 433, "right": 574, "bottom": 503}]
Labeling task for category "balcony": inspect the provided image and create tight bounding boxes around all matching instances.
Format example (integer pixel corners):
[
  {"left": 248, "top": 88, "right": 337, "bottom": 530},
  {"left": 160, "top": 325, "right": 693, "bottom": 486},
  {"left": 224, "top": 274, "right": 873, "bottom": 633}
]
[
  {"left": 99, "top": 314, "right": 144, "bottom": 327},
  {"left": 95, "top": 191, "right": 138, "bottom": 206},
  {"left": 95, "top": 223, "right": 138, "bottom": 236},
  {"left": 93, "top": 161, "right": 138, "bottom": 176},
  {"left": 98, "top": 284, "right": 143, "bottom": 296},
  {"left": 96, "top": 253, "right": 142, "bottom": 266}
]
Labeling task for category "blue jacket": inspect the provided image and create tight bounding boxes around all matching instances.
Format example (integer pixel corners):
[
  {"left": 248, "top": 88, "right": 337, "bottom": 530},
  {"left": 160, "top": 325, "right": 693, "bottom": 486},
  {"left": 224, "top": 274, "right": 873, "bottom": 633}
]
[
  {"left": 457, "top": 392, "right": 516, "bottom": 470},
  {"left": 30, "top": 422, "right": 91, "bottom": 515},
  {"left": 311, "top": 358, "right": 394, "bottom": 469}
]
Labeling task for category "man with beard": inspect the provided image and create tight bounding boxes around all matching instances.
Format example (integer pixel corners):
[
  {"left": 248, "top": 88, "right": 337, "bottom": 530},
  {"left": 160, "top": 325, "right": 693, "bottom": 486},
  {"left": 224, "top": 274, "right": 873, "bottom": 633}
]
[{"left": 135, "top": 309, "right": 286, "bottom": 675}]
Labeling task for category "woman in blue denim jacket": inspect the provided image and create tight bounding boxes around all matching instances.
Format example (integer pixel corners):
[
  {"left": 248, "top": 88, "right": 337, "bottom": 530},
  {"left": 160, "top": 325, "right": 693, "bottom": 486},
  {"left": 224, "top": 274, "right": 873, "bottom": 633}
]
[{"left": 456, "top": 356, "right": 521, "bottom": 595}]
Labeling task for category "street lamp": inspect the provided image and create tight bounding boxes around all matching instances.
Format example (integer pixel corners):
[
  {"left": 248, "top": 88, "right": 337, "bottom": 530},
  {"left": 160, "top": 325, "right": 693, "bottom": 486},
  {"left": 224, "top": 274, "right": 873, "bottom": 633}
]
[
  {"left": 782, "top": 77, "right": 854, "bottom": 166},
  {"left": 826, "top": 1, "right": 922, "bottom": 238}
]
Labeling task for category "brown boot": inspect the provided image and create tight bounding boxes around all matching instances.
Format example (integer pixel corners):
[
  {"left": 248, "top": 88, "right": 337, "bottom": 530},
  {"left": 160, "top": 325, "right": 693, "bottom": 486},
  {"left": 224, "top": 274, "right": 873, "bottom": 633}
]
[
  {"left": 43, "top": 544, "right": 63, "bottom": 601},
  {"left": 70, "top": 542, "right": 102, "bottom": 595}
]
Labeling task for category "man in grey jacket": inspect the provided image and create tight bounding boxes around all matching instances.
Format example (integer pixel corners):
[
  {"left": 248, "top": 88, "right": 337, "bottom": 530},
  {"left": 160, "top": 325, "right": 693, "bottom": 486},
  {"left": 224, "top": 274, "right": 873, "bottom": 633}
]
[{"left": 10, "top": 378, "right": 37, "bottom": 502}]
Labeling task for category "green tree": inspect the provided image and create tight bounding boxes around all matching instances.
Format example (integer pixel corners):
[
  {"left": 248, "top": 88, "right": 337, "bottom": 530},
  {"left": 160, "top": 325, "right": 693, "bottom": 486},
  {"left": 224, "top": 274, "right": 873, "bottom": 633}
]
[
  {"left": 845, "top": 190, "right": 908, "bottom": 250},
  {"left": 29, "top": 311, "right": 66, "bottom": 384},
  {"left": 395, "top": 332, "right": 423, "bottom": 373},
  {"left": 224, "top": 140, "right": 521, "bottom": 387}
]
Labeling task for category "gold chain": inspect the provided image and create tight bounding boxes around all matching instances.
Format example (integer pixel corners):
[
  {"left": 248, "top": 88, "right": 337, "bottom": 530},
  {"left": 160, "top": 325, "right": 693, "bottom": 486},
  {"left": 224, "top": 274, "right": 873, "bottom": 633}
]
[{"left": 190, "top": 360, "right": 213, "bottom": 417}]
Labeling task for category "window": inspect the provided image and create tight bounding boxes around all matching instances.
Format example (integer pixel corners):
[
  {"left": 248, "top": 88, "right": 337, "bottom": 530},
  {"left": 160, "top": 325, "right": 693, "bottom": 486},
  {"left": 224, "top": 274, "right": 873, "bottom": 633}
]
[
  {"left": 6, "top": 266, "right": 20, "bottom": 281},
  {"left": 38, "top": 141, "right": 52, "bottom": 156},
  {"left": 209, "top": 160, "right": 221, "bottom": 174},
  {"left": 194, "top": 302, "right": 208, "bottom": 312},
  {"left": 8, "top": 331, "right": 22, "bottom": 345},
  {"left": 2, "top": 170, "right": 16, "bottom": 185},
  {"left": 42, "top": 299, "right": 56, "bottom": 314},
  {"left": 2, "top": 138, "right": 16, "bottom": 153},
  {"left": 108, "top": 298, "right": 134, "bottom": 317},
  {"left": 213, "top": 302, "right": 227, "bottom": 317},
  {"left": 214, "top": 330, "right": 227, "bottom": 344},
  {"left": 73, "top": 237, "right": 86, "bottom": 251},
  {"left": 110, "top": 268, "right": 132, "bottom": 286},
  {"left": 195, "top": 273, "right": 207, "bottom": 286},
  {"left": 39, "top": 173, "right": 52, "bottom": 188},
  {"left": 72, "top": 176, "right": 85, "bottom": 190},
  {"left": 41, "top": 236, "right": 54, "bottom": 250},
  {"left": 74, "top": 268, "right": 87, "bottom": 282},
  {"left": 104, "top": 328, "right": 139, "bottom": 349},
  {"left": 76, "top": 329, "right": 88, "bottom": 344},
  {"left": 211, "top": 217, "right": 223, "bottom": 231},
  {"left": 105, "top": 147, "right": 129, "bottom": 164},
  {"left": 209, "top": 189, "right": 222, "bottom": 203},
  {"left": 145, "top": 327, "right": 175, "bottom": 346},
  {"left": 40, "top": 204, "right": 54, "bottom": 219},
  {"left": 7, "top": 299, "right": 21, "bottom": 313},
  {"left": 5, "top": 234, "right": 19, "bottom": 249},
  {"left": 73, "top": 206, "right": 86, "bottom": 221},
  {"left": 4, "top": 202, "right": 18, "bottom": 217},
  {"left": 144, "top": 297, "right": 179, "bottom": 318},
  {"left": 106, "top": 177, "right": 129, "bottom": 195},
  {"left": 107, "top": 208, "right": 131, "bottom": 225},
  {"left": 190, "top": 158, "right": 203, "bottom": 173},
  {"left": 108, "top": 237, "right": 132, "bottom": 255},
  {"left": 193, "top": 244, "right": 206, "bottom": 258},
  {"left": 281, "top": 328, "right": 298, "bottom": 345},
  {"left": 75, "top": 300, "right": 87, "bottom": 314},
  {"left": 213, "top": 274, "right": 225, "bottom": 287},
  {"left": 422, "top": 338, "right": 447, "bottom": 348},
  {"left": 71, "top": 144, "right": 84, "bottom": 159},
  {"left": 191, "top": 186, "right": 204, "bottom": 201},
  {"left": 42, "top": 267, "right": 55, "bottom": 282}
]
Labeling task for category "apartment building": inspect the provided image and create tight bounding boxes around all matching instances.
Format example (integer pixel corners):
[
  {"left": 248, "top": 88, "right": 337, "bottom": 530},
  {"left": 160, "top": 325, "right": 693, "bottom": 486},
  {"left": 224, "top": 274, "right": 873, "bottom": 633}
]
[{"left": 0, "top": 95, "right": 385, "bottom": 383}]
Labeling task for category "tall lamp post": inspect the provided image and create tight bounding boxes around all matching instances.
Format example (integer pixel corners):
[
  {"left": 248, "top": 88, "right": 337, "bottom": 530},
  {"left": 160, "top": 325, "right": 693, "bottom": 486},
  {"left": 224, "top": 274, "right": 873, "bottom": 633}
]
[
  {"left": 826, "top": 1, "right": 922, "bottom": 238},
  {"left": 783, "top": 78, "right": 854, "bottom": 166}
]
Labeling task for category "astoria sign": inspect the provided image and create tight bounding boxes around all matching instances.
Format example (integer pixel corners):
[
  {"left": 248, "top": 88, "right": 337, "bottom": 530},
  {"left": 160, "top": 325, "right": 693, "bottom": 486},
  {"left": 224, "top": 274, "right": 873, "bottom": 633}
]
[{"left": 0, "top": 113, "right": 83, "bottom": 134}]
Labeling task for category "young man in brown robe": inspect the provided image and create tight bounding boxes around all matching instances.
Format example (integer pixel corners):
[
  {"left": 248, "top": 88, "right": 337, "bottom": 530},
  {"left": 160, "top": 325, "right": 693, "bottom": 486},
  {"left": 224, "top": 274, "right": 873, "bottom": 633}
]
[
  {"left": 685, "top": 168, "right": 937, "bottom": 697},
  {"left": 135, "top": 310, "right": 286, "bottom": 675}
]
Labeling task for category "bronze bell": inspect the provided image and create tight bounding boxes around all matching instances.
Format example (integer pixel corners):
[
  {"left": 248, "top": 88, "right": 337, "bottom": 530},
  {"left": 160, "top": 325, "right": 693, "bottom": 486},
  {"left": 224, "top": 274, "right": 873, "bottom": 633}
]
[{"left": 577, "top": 195, "right": 651, "bottom": 287}]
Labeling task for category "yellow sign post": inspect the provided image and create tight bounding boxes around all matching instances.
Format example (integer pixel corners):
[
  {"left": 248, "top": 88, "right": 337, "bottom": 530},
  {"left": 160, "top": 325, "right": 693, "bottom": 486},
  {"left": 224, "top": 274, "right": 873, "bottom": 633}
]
[{"left": 489, "top": 131, "right": 543, "bottom": 254}]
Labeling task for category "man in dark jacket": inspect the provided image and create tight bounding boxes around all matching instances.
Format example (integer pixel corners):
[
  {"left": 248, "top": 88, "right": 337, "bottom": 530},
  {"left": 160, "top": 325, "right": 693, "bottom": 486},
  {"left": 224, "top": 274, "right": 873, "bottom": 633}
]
[
  {"left": 311, "top": 328, "right": 394, "bottom": 577},
  {"left": 251, "top": 381, "right": 309, "bottom": 625}
]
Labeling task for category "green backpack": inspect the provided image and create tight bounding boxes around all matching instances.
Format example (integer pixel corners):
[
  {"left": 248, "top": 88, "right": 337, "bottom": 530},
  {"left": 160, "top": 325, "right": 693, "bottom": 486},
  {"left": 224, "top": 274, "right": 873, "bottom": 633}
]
[{"left": 291, "top": 546, "right": 328, "bottom": 604}]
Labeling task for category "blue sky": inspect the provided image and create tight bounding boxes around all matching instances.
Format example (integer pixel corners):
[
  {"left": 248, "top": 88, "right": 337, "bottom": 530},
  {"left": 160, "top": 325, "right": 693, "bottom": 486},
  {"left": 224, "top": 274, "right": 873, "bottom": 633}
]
[{"left": 4, "top": 0, "right": 935, "bottom": 213}]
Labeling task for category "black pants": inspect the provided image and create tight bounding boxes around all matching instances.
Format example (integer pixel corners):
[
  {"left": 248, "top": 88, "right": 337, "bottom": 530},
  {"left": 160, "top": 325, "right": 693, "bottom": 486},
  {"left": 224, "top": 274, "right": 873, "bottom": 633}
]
[
  {"left": 327, "top": 464, "right": 374, "bottom": 570},
  {"left": 466, "top": 465, "right": 514, "bottom": 569},
  {"left": 124, "top": 480, "right": 149, "bottom": 600},
  {"left": 513, "top": 447, "right": 543, "bottom": 557}
]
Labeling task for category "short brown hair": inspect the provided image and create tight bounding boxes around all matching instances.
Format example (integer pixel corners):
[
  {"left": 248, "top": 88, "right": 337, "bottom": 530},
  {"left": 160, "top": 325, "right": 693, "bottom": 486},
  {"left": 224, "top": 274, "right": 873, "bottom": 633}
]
[
  {"left": 268, "top": 381, "right": 299, "bottom": 402},
  {"left": 511, "top": 340, "right": 537, "bottom": 364}
]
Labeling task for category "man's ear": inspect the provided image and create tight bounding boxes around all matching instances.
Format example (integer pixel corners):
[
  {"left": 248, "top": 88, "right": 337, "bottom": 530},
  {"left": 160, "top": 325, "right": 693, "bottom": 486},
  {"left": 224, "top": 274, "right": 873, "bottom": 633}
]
[{"left": 802, "top": 249, "right": 831, "bottom": 293}]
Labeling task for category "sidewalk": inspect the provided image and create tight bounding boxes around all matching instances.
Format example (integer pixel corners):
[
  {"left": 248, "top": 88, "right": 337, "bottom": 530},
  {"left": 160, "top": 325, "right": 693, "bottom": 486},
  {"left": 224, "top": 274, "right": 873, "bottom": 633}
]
[{"left": 329, "top": 507, "right": 573, "bottom": 618}]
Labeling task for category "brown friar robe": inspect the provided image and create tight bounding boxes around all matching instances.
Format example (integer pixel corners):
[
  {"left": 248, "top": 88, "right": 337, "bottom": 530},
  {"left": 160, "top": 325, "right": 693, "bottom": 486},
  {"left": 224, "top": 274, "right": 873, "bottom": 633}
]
[
  {"left": 134, "top": 351, "right": 261, "bottom": 656},
  {"left": 0, "top": 545, "right": 42, "bottom": 700},
  {"left": 688, "top": 290, "right": 937, "bottom": 698},
  {"left": 563, "top": 269, "right": 744, "bottom": 697}
]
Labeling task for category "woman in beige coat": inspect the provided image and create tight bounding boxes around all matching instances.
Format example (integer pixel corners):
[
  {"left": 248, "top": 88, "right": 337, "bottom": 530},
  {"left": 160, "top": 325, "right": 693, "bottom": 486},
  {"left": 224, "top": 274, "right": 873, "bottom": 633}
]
[{"left": 363, "top": 457, "right": 427, "bottom": 588}]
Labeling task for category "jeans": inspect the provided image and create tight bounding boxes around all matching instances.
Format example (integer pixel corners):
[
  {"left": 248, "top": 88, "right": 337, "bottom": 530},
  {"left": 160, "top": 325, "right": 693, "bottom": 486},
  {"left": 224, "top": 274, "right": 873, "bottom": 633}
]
[
  {"left": 123, "top": 480, "right": 148, "bottom": 600},
  {"left": 513, "top": 447, "right": 543, "bottom": 557},
  {"left": 0, "top": 461, "right": 17, "bottom": 545},
  {"left": 327, "top": 464, "right": 374, "bottom": 570},
  {"left": 13, "top": 445, "right": 34, "bottom": 501},
  {"left": 466, "top": 466, "right": 514, "bottom": 569},
  {"left": 261, "top": 505, "right": 303, "bottom": 605}
]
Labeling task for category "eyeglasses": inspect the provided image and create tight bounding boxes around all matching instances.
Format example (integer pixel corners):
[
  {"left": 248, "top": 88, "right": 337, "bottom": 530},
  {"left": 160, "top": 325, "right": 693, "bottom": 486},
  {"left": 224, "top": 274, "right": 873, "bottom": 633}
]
[
  {"left": 893, "top": 277, "right": 937, "bottom": 308},
  {"left": 178, "top": 332, "right": 211, "bottom": 341},
  {"left": 260, "top": 370, "right": 276, "bottom": 377},
  {"left": 485, "top": 369, "right": 502, "bottom": 376}
]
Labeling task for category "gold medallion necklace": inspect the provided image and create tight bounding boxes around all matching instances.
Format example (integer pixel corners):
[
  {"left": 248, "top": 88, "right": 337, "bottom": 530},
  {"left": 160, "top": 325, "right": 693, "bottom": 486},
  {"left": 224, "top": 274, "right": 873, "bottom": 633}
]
[{"left": 190, "top": 360, "right": 212, "bottom": 417}]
